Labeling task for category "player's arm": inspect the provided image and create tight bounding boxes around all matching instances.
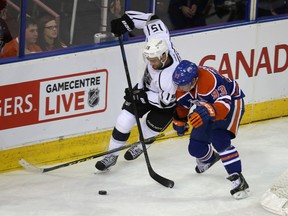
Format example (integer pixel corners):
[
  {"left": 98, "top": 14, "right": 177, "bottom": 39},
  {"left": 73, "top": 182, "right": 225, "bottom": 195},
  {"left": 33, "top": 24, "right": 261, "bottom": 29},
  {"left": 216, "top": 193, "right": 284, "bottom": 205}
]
[
  {"left": 212, "top": 96, "right": 231, "bottom": 120},
  {"left": 124, "top": 76, "right": 176, "bottom": 107},
  {"left": 125, "top": 11, "right": 154, "bottom": 29},
  {"left": 173, "top": 91, "right": 191, "bottom": 136},
  {"left": 188, "top": 68, "right": 231, "bottom": 128},
  {"left": 144, "top": 75, "right": 176, "bottom": 108},
  {"left": 198, "top": 92, "right": 231, "bottom": 122},
  {"left": 110, "top": 10, "right": 158, "bottom": 36},
  {"left": 126, "top": 11, "right": 171, "bottom": 51},
  {"left": 126, "top": 11, "right": 170, "bottom": 41},
  {"left": 159, "top": 75, "right": 177, "bottom": 108},
  {"left": 197, "top": 67, "right": 231, "bottom": 121},
  {"left": 146, "top": 90, "right": 176, "bottom": 109},
  {"left": 173, "top": 104, "right": 190, "bottom": 136}
]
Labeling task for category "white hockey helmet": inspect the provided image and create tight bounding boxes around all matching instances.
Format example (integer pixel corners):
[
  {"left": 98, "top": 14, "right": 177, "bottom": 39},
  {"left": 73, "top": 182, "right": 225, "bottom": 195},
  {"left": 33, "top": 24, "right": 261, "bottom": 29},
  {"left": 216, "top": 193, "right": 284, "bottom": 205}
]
[{"left": 143, "top": 37, "right": 169, "bottom": 60}]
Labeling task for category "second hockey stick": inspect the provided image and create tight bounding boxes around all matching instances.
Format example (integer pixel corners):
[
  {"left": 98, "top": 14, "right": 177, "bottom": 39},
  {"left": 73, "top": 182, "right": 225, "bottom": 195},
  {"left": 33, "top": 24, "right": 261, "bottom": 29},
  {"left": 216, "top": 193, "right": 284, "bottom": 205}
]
[
  {"left": 19, "top": 130, "right": 177, "bottom": 173},
  {"left": 118, "top": 36, "right": 174, "bottom": 188}
]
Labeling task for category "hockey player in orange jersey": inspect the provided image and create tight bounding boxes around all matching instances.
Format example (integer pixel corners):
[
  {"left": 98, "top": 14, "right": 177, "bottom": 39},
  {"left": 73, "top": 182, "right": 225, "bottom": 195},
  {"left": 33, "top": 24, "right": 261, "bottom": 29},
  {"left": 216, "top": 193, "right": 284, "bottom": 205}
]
[{"left": 172, "top": 60, "right": 249, "bottom": 200}]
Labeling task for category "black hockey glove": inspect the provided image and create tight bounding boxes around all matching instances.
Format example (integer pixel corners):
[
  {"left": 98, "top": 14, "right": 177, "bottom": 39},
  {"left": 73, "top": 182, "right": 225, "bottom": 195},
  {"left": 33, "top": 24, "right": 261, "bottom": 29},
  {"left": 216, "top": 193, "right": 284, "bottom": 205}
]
[
  {"left": 124, "top": 88, "right": 148, "bottom": 104},
  {"left": 111, "top": 14, "right": 135, "bottom": 36}
]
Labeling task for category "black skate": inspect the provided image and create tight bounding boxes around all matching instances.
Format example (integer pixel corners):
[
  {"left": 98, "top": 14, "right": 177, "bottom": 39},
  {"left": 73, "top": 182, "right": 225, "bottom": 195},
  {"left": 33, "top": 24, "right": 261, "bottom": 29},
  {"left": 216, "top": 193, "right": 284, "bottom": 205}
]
[
  {"left": 227, "top": 172, "right": 250, "bottom": 200},
  {"left": 195, "top": 152, "right": 220, "bottom": 174},
  {"left": 95, "top": 155, "right": 118, "bottom": 171},
  {"left": 124, "top": 145, "right": 143, "bottom": 160}
]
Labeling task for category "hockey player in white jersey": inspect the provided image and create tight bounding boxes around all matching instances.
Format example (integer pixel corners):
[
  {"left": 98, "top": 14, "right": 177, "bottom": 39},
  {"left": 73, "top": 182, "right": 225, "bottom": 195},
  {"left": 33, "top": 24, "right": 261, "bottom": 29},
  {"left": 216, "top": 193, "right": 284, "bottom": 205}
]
[{"left": 95, "top": 11, "right": 181, "bottom": 171}]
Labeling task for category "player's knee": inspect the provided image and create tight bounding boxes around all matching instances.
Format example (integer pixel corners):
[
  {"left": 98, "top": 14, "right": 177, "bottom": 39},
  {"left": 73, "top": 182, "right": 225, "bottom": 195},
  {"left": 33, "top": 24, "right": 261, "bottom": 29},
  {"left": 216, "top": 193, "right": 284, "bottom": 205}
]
[
  {"left": 212, "top": 129, "right": 231, "bottom": 152},
  {"left": 115, "top": 109, "right": 136, "bottom": 133},
  {"left": 188, "top": 139, "right": 209, "bottom": 158},
  {"left": 112, "top": 127, "right": 130, "bottom": 142},
  {"left": 190, "top": 125, "right": 212, "bottom": 143}
]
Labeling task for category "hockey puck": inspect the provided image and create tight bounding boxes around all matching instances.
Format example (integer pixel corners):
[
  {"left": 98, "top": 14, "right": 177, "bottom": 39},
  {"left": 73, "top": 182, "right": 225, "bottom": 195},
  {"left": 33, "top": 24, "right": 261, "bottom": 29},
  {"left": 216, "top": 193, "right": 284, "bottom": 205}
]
[{"left": 98, "top": 190, "right": 107, "bottom": 195}]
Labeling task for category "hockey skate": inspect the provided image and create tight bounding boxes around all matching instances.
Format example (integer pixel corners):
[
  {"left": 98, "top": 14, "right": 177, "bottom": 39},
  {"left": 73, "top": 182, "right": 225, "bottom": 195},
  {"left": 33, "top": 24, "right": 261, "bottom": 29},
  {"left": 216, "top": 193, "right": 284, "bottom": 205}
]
[
  {"left": 124, "top": 145, "right": 143, "bottom": 160},
  {"left": 195, "top": 152, "right": 220, "bottom": 174},
  {"left": 227, "top": 172, "right": 250, "bottom": 200},
  {"left": 95, "top": 154, "right": 118, "bottom": 171}
]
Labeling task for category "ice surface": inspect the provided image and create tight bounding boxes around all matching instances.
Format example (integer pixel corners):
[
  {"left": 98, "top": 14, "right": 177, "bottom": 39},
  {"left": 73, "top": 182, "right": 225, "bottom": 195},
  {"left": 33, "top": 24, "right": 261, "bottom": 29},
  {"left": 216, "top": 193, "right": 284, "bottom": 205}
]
[{"left": 0, "top": 117, "right": 287, "bottom": 216}]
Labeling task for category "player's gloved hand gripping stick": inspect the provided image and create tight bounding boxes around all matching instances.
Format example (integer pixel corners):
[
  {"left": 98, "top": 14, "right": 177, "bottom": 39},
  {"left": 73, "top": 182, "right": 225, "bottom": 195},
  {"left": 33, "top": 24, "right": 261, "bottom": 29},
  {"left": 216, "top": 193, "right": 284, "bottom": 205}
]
[
  {"left": 124, "top": 87, "right": 149, "bottom": 104},
  {"left": 111, "top": 14, "right": 134, "bottom": 36}
]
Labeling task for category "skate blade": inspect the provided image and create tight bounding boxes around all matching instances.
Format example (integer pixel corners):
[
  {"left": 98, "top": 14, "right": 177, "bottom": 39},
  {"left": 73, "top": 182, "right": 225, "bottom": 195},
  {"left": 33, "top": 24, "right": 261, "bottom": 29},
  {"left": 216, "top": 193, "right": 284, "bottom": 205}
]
[{"left": 233, "top": 189, "right": 250, "bottom": 200}]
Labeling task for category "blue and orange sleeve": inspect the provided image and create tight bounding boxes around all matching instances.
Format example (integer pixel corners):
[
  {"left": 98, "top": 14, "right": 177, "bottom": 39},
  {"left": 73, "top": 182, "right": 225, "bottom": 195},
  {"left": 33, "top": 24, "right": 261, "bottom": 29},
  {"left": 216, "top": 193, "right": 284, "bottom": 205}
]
[{"left": 197, "top": 68, "right": 231, "bottom": 120}]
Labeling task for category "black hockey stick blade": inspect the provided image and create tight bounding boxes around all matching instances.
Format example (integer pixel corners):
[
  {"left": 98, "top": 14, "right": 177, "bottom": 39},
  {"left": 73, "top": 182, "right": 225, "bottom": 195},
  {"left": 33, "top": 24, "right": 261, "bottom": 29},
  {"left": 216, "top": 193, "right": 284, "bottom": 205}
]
[
  {"left": 142, "top": 147, "right": 175, "bottom": 188},
  {"left": 149, "top": 168, "right": 175, "bottom": 188},
  {"left": 19, "top": 130, "right": 176, "bottom": 173},
  {"left": 118, "top": 36, "right": 174, "bottom": 188}
]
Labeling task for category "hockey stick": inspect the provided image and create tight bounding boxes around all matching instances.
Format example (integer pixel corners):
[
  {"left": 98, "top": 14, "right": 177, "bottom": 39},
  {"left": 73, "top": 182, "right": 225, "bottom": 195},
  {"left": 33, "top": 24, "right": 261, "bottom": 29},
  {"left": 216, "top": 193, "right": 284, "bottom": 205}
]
[
  {"left": 19, "top": 130, "right": 177, "bottom": 173},
  {"left": 118, "top": 35, "right": 174, "bottom": 188}
]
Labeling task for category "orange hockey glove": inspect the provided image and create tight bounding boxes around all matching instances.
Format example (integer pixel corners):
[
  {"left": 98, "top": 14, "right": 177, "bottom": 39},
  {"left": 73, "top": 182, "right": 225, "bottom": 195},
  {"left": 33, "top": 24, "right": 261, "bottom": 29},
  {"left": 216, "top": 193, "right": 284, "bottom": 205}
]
[
  {"left": 173, "top": 120, "right": 189, "bottom": 136},
  {"left": 172, "top": 112, "right": 189, "bottom": 136},
  {"left": 189, "top": 103, "right": 216, "bottom": 128}
]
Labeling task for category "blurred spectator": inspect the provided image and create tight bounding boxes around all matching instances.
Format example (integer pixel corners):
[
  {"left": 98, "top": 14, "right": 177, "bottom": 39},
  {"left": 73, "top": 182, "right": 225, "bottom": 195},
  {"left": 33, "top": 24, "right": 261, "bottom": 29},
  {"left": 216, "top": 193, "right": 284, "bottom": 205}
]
[
  {"left": 258, "top": 0, "right": 288, "bottom": 17},
  {"left": 0, "top": 0, "right": 12, "bottom": 51},
  {"left": 213, "top": 0, "right": 231, "bottom": 19},
  {"left": 1, "top": 17, "right": 42, "bottom": 57},
  {"left": 109, "top": 0, "right": 122, "bottom": 19},
  {"left": 212, "top": 0, "right": 246, "bottom": 21},
  {"left": 168, "top": 0, "right": 208, "bottom": 30},
  {"left": 106, "top": 0, "right": 122, "bottom": 33},
  {"left": 38, "top": 15, "right": 67, "bottom": 51},
  {"left": 23, "top": 0, "right": 123, "bottom": 45}
]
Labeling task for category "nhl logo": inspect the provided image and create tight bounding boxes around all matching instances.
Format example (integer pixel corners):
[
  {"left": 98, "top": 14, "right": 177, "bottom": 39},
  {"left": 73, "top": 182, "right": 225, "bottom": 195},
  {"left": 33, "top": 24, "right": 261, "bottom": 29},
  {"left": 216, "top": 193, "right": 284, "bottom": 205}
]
[{"left": 88, "top": 88, "right": 100, "bottom": 107}]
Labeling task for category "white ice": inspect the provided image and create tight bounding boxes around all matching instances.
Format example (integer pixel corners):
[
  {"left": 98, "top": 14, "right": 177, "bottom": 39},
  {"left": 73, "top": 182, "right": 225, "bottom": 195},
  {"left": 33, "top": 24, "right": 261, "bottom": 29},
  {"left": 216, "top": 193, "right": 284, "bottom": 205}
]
[{"left": 0, "top": 117, "right": 287, "bottom": 216}]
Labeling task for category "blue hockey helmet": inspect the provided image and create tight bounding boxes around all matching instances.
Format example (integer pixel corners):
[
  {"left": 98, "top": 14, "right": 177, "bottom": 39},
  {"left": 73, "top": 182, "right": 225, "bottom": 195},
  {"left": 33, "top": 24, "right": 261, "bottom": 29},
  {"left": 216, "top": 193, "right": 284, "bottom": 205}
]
[{"left": 172, "top": 60, "right": 198, "bottom": 86}]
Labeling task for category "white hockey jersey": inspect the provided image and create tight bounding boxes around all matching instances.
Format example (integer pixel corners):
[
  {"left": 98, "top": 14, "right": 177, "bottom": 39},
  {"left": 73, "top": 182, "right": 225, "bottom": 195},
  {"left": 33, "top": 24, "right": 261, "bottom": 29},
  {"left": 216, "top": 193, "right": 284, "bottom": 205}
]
[{"left": 126, "top": 11, "right": 181, "bottom": 109}]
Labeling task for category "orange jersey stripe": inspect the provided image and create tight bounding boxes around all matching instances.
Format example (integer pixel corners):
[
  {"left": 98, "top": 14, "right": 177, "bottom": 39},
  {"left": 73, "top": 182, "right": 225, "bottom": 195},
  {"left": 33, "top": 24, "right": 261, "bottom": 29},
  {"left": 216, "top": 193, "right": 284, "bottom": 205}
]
[
  {"left": 228, "top": 99, "right": 243, "bottom": 136},
  {"left": 221, "top": 152, "right": 239, "bottom": 162}
]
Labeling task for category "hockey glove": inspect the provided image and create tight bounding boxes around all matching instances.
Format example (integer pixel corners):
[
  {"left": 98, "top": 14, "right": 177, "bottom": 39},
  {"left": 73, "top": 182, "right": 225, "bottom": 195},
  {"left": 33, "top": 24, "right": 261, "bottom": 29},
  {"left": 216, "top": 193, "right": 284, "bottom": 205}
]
[
  {"left": 173, "top": 112, "right": 189, "bottom": 136},
  {"left": 189, "top": 103, "right": 216, "bottom": 128},
  {"left": 124, "top": 88, "right": 148, "bottom": 104},
  {"left": 173, "top": 121, "right": 189, "bottom": 136},
  {"left": 111, "top": 14, "right": 135, "bottom": 36}
]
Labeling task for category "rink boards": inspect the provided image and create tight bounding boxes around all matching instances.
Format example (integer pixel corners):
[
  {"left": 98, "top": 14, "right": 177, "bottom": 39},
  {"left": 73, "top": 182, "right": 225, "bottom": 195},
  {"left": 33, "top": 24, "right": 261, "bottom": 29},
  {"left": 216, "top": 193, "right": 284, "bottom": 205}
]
[{"left": 0, "top": 19, "right": 287, "bottom": 173}]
